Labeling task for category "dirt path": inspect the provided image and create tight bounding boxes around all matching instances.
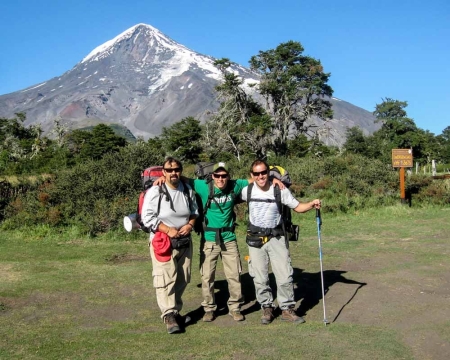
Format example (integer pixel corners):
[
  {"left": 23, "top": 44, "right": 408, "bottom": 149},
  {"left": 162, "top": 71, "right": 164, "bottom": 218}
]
[{"left": 315, "top": 263, "right": 450, "bottom": 359}]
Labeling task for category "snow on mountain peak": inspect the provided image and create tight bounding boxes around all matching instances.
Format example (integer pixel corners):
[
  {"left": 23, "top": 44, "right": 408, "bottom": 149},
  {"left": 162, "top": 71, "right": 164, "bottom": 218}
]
[
  {"left": 79, "top": 23, "right": 258, "bottom": 94},
  {"left": 81, "top": 23, "right": 167, "bottom": 63}
]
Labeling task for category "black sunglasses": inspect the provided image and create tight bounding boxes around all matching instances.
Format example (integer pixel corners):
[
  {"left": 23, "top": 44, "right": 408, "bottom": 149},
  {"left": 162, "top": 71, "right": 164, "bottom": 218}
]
[
  {"left": 164, "top": 168, "right": 181, "bottom": 173},
  {"left": 213, "top": 173, "right": 228, "bottom": 179},
  {"left": 252, "top": 169, "right": 268, "bottom": 177}
]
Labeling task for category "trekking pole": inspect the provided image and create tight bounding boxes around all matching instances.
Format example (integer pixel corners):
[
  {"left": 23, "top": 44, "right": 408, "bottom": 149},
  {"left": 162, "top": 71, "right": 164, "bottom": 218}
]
[{"left": 316, "top": 208, "right": 329, "bottom": 326}]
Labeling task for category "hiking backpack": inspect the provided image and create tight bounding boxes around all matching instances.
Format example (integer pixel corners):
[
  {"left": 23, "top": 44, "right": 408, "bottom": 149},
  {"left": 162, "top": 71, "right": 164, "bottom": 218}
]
[
  {"left": 134, "top": 166, "right": 191, "bottom": 233},
  {"left": 246, "top": 165, "right": 299, "bottom": 241},
  {"left": 194, "top": 162, "right": 216, "bottom": 181},
  {"left": 136, "top": 166, "right": 164, "bottom": 233}
]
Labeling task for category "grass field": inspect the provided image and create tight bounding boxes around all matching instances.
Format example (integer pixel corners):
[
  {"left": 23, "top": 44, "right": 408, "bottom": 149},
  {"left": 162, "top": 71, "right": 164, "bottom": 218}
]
[{"left": 1, "top": 205, "right": 449, "bottom": 359}]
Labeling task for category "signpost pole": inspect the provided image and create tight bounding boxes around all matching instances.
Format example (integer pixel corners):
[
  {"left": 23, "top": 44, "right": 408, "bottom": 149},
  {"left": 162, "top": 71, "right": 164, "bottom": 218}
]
[{"left": 399, "top": 167, "right": 406, "bottom": 203}]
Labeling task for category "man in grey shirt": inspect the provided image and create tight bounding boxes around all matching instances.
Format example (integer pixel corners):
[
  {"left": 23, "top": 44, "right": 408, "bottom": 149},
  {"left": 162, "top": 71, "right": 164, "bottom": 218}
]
[
  {"left": 241, "top": 159, "right": 321, "bottom": 325},
  {"left": 142, "top": 157, "right": 198, "bottom": 334}
]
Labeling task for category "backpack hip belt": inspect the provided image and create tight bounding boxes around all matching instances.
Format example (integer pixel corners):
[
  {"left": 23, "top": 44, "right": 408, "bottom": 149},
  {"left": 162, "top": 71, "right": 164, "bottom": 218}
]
[
  {"left": 205, "top": 226, "right": 235, "bottom": 245},
  {"left": 246, "top": 223, "right": 284, "bottom": 248},
  {"left": 247, "top": 223, "right": 284, "bottom": 239}
]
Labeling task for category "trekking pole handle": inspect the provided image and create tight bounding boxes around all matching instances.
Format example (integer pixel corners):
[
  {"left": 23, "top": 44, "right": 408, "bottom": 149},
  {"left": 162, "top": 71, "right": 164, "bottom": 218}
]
[{"left": 316, "top": 208, "right": 322, "bottom": 226}]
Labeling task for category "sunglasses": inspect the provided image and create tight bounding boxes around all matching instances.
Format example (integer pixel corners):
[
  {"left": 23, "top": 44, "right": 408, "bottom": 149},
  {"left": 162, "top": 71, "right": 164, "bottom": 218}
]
[
  {"left": 164, "top": 168, "right": 181, "bottom": 173},
  {"left": 213, "top": 173, "right": 228, "bottom": 179},
  {"left": 252, "top": 169, "right": 268, "bottom": 177}
]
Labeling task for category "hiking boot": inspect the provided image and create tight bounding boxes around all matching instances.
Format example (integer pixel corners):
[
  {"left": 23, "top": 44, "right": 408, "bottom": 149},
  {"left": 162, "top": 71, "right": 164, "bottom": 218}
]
[
  {"left": 202, "top": 311, "right": 215, "bottom": 322},
  {"left": 164, "top": 312, "right": 180, "bottom": 334},
  {"left": 281, "top": 307, "right": 305, "bottom": 324},
  {"left": 229, "top": 309, "right": 245, "bottom": 321},
  {"left": 261, "top": 306, "right": 274, "bottom": 325}
]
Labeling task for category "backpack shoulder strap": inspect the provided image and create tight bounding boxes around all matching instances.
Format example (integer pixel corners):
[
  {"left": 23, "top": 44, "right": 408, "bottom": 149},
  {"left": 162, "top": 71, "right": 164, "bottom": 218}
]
[
  {"left": 246, "top": 183, "right": 254, "bottom": 204},
  {"left": 273, "top": 184, "right": 282, "bottom": 214},
  {"left": 157, "top": 184, "right": 174, "bottom": 215},
  {"left": 181, "top": 180, "right": 193, "bottom": 210},
  {"left": 205, "top": 181, "right": 224, "bottom": 214}
]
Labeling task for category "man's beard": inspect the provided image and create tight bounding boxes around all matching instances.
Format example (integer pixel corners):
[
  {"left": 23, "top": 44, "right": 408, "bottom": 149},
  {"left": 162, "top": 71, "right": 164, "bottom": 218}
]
[{"left": 169, "top": 177, "right": 180, "bottom": 187}]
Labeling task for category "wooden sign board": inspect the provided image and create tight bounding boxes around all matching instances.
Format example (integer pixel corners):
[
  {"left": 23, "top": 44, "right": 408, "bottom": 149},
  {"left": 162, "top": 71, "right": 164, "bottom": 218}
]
[{"left": 392, "top": 149, "right": 413, "bottom": 168}]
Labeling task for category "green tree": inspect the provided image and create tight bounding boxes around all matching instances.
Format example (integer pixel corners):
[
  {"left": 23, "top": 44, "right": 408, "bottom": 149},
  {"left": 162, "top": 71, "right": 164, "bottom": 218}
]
[
  {"left": 344, "top": 127, "right": 369, "bottom": 155},
  {"left": 66, "top": 124, "right": 127, "bottom": 161},
  {"left": 436, "top": 126, "right": 450, "bottom": 164},
  {"left": 372, "top": 98, "right": 432, "bottom": 163},
  {"left": 51, "top": 117, "right": 69, "bottom": 148},
  {"left": 0, "top": 113, "right": 35, "bottom": 160},
  {"left": 65, "top": 129, "right": 93, "bottom": 155},
  {"left": 286, "top": 134, "right": 311, "bottom": 158},
  {"left": 203, "top": 58, "right": 272, "bottom": 160},
  {"left": 249, "top": 41, "right": 333, "bottom": 156},
  {"left": 160, "top": 116, "right": 203, "bottom": 162}
]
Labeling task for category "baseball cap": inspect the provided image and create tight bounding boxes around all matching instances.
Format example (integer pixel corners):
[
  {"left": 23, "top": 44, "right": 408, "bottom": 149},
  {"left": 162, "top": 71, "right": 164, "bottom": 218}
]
[
  {"left": 152, "top": 232, "right": 172, "bottom": 262},
  {"left": 213, "top": 162, "right": 230, "bottom": 173}
]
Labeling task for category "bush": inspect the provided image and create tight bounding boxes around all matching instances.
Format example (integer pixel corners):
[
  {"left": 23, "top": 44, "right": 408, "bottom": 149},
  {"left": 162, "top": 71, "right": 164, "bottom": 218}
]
[{"left": 2, "top": 141, "right": 165, "bottom": 235}]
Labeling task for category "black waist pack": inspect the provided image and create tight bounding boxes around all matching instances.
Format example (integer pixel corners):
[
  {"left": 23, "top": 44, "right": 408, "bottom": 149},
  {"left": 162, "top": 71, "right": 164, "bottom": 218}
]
[
  {"left": 170, "top": 235, "right": 191, "bottom": 249},
  {"left": 246, "top": 232, "right": 270, "bottom": 248}
]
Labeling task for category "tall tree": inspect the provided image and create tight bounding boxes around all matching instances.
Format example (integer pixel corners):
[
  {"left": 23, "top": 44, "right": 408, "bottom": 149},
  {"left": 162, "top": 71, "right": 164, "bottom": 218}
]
[
  {"left": 372, "top": 98, "right": 439, "bottom": 164},
  {"left": 343, "top": 126, "right": 369, "bottom": 155},
  {"left": 0, "top": 113, "right": 35, "bottom": 160},
  {"left": 437, "top": 126, "right": 450, "bottom": 163},
  {"left": 373, "top": 98, "right": 417, "bottom": 158},
  {"left": 160, "top": 116, "right": 203, "bottom": 162},
  {"left": 66, "top": 124, "right": 127, "bottom": 160},
  {"left": 249, "top": 41, "right": 333, "bottom": 156},
  {"left": 202, "top": 58, "right": 272, "bottom": 160}
]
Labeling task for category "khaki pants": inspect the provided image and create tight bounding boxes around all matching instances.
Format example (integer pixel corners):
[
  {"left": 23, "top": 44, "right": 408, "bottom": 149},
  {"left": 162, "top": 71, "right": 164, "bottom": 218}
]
[
  {"left": 150, "top": 241, "right": 192, "bottom": 318},
  {"left": 200, "top": 240, "right": 243, "bottom": 312}
]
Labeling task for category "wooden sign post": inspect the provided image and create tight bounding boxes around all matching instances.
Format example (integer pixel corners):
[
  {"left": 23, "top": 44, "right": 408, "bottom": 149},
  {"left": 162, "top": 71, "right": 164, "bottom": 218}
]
[{"left": 392, "top": 149, "right": 413, "bottom": 203}]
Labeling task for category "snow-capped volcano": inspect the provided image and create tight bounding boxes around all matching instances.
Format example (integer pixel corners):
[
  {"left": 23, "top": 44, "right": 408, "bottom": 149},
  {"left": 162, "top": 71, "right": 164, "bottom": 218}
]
[
  {"left": 0, "top": 23, "right": 378, "bottom": 143},
  {"left": 80, "top": 23, "right": 256, "bottom": 94}
]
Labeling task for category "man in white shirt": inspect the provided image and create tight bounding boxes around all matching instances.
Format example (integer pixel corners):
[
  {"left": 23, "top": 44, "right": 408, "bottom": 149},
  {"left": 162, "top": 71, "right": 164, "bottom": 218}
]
[{"left": 241, "top": 159, "right": 321, "bottom": 325}]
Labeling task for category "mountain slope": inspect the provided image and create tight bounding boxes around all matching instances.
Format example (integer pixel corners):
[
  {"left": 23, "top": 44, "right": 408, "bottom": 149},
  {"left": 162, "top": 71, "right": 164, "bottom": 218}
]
[{"left": 0, "top": 23, "right": 378, "bottom": 145}]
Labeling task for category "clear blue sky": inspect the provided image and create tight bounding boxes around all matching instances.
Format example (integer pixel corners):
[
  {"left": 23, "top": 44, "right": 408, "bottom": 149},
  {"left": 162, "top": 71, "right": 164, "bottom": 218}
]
[{"left": 1, "top": 0, "right": 449, "bottom": 135}]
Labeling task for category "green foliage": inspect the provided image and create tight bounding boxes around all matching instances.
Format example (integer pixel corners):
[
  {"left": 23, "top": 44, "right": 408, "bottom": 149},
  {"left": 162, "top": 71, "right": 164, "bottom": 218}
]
[
  {"left": 4, "top": 140, "right": 166, "bottom": 235},
  {"left": 344, "top": 127, "right": 368, "bottom": 155},
  {"left": 269, "top": 154, "right": 399, "bottom": 215},
  {"left": 203, "top": 58, "right": 272, "bottom": 160},
  {"left": 436, "top": 126, "right": 450, "bottom": 163},
  {"left": 0, "top": 117, "right": 132, "bottom": 175},
  {"left": 77, "top": 123, "right": 137, "bottom": 143},
  {"left": 406, "top": 174, "right": 450, "bottom": 205},
  {"left": 342, "top": 99, "right": 449, "bottom": 166},
  {"left": 74, "top": 124, "right": 127, "bottom": 160},
  {"left": 1, "top": 175, "right": 50, "bottom": 223},
  {"left": 371, "top": 97, "right": 438, "bottom": 164},
  {"left": 250, "top": 40, "right": 333, "bottom": 156},
  {"left": 286, "top": 134, "right": 311, "bottom": 158},
  {"left": 161, "top": 116, "right": 202, "bottom": 162},
  {"left": 0, "top": 113, "right": 38, "bottom": 169}
]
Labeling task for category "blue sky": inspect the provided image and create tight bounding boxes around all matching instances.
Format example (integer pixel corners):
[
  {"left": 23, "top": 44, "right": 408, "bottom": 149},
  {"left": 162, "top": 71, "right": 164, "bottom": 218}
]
[{"left": 0, "top": 0, "right": 449, "bottom": 135}]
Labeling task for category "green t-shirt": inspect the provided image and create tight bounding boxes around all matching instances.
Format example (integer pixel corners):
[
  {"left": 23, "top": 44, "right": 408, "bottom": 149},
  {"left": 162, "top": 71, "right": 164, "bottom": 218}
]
[{"left": 190, "top": 178, "right": 248, "bottom": 242}]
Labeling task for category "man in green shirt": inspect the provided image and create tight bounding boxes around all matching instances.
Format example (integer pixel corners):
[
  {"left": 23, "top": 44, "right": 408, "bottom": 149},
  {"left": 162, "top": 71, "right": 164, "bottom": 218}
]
[{"left": 190, "top": 162, "right": 248, "bottom": 322}]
